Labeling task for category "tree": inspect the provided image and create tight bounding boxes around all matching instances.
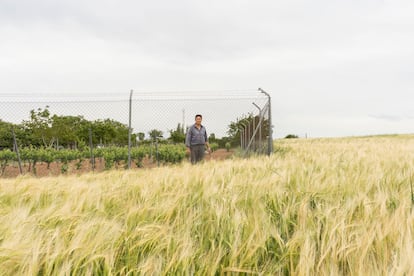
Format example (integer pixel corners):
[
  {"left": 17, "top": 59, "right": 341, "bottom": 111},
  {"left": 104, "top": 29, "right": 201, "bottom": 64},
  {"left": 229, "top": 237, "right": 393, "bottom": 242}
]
[
  {"left": 91, "top": 119, "right": 130, "bottom": 146},
  {"left": 0, "top": 120, "right": 14, "bottom": 149},
  {"left": 208, "top": 133, "right": 217, "bottom": 143},
  {"left": 22, "top": 106, "right": 54, "bottom": 147},
  {"left": 137, "top": 132, "right": 145, "bottom": 142},
  {"left": 51, "top": 115, "right": 88, "bottom": 148},
  {"left": 148, "top": 129, "right": 163, "bottom": 140},
  {"left": 226, "top": 113, "right": 269, "bottom": 147},
  {"left": 4, "top": 106, "right": 140, "bottom": 149},
  {"left": 169, "top": 123, "right": 185, "bottom": 143}
]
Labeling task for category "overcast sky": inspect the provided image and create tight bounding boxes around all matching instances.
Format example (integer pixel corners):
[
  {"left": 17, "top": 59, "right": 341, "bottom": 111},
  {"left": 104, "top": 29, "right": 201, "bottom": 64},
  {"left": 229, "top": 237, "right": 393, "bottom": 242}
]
[{"left": 1, "top": 0, "right": 413, "bottom": 138}]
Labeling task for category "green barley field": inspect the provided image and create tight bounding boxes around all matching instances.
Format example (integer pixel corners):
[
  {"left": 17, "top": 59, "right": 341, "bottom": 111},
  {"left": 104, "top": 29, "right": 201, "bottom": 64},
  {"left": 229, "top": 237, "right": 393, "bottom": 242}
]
[{"left": 1, "top": 135, "right": 414, "bottom": 275}]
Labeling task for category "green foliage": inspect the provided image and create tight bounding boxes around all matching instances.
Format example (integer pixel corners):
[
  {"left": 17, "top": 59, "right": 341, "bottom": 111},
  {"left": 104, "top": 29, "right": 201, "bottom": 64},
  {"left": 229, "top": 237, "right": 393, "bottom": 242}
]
[
  {"left": 55, "top": 149, "right": 82, "bottom": 163},
  {"left": 102, "top": 147, "right": 129, "bottom": 169},
  {"left": 156, "top": 144, "right": 186, "bottom": 164},
  {"left": 208, "top": 133, "right": 217, "bottom": 144},
  {"left": 22, "top": 106, "right": 56, "bottom": 147},
  {"left": 0, "top": 149, "right": 16, "bottom": 175},
  {"left": 91, "top": 119, "right": 133, "bottom": 146},
  {"left": 226, "top": 113, "right": 269, "bottom": 147},
  {"left": 1, "top": 108, "right": 246, "bottom": 151},
  {"left": 1, "top": 107, "right": 135, "bottom": 149},
  {"left": 148, "top": 129, "right": 163, "bottom": 140},
  {"left": 0, "top": 149, "right": 16, "bottom": 161},
  {"left": 131, "top": 146, "right": 149, "bottom": 168},
  {"left": 38, "top": 148, "right": 55, "bottom": 168},
  {"left": 169, "top": 123, "right": 185, "bottom": 143},
  {"left": 51, "top": 114, "right": 88, "bottom": 148},
  {"left": 76, "top": 139, "right": 88, "bottom": 151},
  {"left": 0, "top": 144, "right": 187, "bottom": 174},
  {"left": 0, "top": 120, "right": 14, "bottom": 149},
  {"left": 137, "top": 132, "right": 145, "bottom": 142},
  {"left": 284, "top": 134, "right": 299, "bottom": 139},
  {"left": 225, "top": 142, "right": 231, "bottom": 152},
  {"left": 19, "top": 146, "right": 40, "bottom": 174},
  {"left": 75, "top": 158, "right": 83, "bottom": 170},
  {"left": 209, "top": 143, "right": 219, "bottom": 152},
  {"left": 60, "top": 163, "right": 69, "bottom": 174}
]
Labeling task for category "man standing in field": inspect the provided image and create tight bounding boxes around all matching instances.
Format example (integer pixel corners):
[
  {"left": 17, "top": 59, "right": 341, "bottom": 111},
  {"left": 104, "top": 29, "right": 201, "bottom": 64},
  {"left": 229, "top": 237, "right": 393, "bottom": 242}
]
[{"left": 185, "top": 114, "right": 210, "bottom": 164}]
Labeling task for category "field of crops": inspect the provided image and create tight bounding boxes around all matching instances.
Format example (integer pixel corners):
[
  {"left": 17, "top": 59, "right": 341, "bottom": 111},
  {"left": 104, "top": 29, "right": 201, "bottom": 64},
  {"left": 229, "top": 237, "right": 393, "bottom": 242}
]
[
  {"left": 1, "top": 134, "right": 414, "bottom": 274},
  {"left": 0, "top": 144, "right": 187, "bottom": 177}
]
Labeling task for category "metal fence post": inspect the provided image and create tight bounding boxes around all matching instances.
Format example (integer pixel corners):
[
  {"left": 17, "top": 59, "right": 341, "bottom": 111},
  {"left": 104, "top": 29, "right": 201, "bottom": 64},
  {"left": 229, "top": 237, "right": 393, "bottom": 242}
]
[
  {"left": 258, "top": 88, "right": 273, "bottom": 155},
  {"left": 12, "top": 128, "right": 23, "bottom": 175},
  {"left": 238, "top": 126, "right": 244, "bottom": 150},
  {"left": 239, "top": 121, "right": 247, "bottom": 151},
  {"left": 252, "top": 102, "right": 262, "bottom": 153},
  {"left": 128, "top": 89, "right": 133, "bottom": 169},
  {"left": 89, "top": 127, "right": 95, "bottom": 171}
]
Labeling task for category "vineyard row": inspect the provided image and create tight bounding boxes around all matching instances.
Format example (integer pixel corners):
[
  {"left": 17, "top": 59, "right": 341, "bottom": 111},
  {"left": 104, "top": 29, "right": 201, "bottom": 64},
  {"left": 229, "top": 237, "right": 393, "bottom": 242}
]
[{"left": 0, "top": 144, "right": 187, "bottom": 174}]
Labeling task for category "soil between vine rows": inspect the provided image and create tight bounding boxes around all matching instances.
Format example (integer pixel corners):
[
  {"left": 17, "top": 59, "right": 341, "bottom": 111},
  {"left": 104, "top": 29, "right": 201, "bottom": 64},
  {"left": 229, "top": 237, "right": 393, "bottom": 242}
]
[{"left": 1, "top": 149, "right": 234, "bottom": 178}]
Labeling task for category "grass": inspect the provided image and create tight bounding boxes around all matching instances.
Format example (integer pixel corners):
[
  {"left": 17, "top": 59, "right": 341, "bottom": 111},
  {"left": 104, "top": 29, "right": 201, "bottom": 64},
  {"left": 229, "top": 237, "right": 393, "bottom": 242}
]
[{"left": 1, "top": 135, "right": 414, "bottom": 275}]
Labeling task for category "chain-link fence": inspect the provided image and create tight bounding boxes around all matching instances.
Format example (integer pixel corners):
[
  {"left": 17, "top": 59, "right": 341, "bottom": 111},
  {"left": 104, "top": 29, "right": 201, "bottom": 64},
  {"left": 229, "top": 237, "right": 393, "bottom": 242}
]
[
  {"left": 130, "top": 90, "right": 271, "bottom": 154},
  {"left": 0, "top": 89, "right": 272, "bottom": 174}
]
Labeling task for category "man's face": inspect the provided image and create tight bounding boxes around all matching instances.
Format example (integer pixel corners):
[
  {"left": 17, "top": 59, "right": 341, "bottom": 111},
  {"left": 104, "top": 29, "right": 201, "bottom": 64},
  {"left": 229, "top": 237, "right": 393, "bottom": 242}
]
[{"left": 195, "top": 116, "right": 202, "bottom": 125}]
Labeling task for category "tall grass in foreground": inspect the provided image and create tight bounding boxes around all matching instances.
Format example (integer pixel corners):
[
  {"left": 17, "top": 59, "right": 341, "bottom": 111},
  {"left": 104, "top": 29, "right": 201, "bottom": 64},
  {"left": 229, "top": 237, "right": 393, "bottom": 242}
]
[{"left": 1, "top": 135, "right": 414, "bottom": 275}]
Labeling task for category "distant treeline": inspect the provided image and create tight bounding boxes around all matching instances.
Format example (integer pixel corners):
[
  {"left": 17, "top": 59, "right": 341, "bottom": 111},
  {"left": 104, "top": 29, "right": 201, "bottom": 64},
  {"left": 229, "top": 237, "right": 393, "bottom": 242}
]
[{"left": 0, "top": 107, "right": 247, "bottom": 150}]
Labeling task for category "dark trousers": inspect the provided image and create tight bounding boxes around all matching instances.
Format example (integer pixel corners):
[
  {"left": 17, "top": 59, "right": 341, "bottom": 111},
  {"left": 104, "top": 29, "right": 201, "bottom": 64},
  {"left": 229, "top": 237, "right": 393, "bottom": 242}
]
[{"left": 190, "top": 144, "right": 205, "bottom": 164}]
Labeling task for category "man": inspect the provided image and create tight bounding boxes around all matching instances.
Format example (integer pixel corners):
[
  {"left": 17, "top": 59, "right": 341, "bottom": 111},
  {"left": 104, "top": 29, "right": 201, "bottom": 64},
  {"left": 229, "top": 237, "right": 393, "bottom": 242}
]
[{"left": 185, "top": 114, "right": 210, "bottom": 164}]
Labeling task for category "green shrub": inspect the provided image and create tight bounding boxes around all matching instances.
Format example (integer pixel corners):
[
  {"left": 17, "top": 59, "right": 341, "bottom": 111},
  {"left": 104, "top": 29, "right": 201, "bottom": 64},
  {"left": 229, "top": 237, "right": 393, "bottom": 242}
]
[
  {"left": 225, "top": 142, "right": 231, "bottom": 152},
  {"left": 209, "top": 143, "right": 219, "bottom": 152}
]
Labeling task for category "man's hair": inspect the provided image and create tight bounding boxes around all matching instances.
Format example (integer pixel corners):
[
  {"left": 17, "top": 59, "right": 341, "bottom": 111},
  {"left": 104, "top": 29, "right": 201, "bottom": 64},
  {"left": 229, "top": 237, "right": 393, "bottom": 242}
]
[{"left": 195, "top": 114, "right": 202, "bottom": 119}]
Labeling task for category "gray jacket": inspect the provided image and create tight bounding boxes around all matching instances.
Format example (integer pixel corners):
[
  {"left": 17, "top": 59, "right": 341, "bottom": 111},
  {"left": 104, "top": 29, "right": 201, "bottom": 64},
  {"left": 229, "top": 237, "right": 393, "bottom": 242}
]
[{"left": 185, "top": 124, "right": 208, "bottom": 147}]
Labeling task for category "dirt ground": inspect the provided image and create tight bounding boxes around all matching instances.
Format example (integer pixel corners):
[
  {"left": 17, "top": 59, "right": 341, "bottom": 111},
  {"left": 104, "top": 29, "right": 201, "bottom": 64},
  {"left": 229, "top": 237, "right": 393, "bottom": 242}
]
[{"left": 1, "top": 149, "right": 234, "bottom": 178}]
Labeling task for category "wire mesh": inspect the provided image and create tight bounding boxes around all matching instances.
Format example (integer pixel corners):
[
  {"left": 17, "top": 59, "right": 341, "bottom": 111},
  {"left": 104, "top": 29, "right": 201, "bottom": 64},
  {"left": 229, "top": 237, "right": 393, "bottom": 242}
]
[
  {"left": 131, "top": 90, "right": 268, "bottom": 140},
  {"left": 0, "top": 89, "right": 271, "bottom": 154}
]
